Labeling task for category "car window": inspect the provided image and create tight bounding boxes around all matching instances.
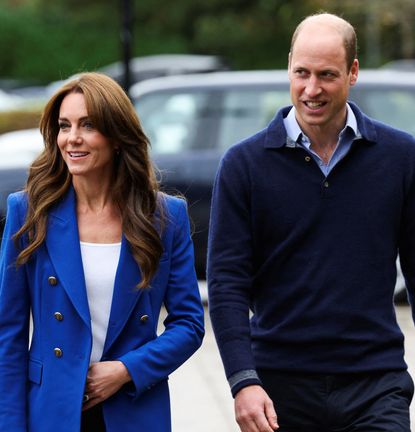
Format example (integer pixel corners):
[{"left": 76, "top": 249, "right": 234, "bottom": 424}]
[
  {"left": 135, "top": 87, "right": 291, "bottom": 154},
  {"left": 218, "top": 89, "right": 291, "bottom": 150},
  {"left": 135, "top": 91, "right": 213, "bottom": 154},
  {"left": 351, "top": 88, "right": 415, "bottom": 136}
]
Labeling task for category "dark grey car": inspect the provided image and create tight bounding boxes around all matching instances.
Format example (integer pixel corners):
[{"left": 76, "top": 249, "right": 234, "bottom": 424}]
[{"left": 130, "top": 69, "right": 415, "bottom": 301}]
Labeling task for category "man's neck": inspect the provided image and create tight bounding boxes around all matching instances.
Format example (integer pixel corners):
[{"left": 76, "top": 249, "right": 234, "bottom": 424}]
[{"left": 296, "top": 109, "right": 348, "bottom": 163}]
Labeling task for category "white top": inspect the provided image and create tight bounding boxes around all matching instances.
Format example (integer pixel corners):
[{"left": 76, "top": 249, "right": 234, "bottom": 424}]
[{"left": 80, "top": 241, "right": 121, "bottom": 364}]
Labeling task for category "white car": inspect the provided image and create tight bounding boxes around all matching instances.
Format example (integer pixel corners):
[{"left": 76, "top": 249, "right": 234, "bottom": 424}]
[
  {"left": 0, "top": 128, "right": 43, "bottom": 169},
  {"left": 0, "top": 89, "right": 25, "bottom": 112}
]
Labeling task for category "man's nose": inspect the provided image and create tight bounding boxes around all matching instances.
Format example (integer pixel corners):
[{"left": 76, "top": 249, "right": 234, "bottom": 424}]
[{"left": 304, "top": 76, "right": 322, "bottom": 98}]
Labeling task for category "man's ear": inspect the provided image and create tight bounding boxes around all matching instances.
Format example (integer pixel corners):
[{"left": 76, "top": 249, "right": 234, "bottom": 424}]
[{"left": 349, "top": 58, "right": 359, "bottom": 86}]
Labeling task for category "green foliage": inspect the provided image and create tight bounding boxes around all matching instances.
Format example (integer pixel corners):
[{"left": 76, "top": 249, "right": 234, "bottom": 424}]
[
  {"left": 0, "top": 0, "right": 415, "bottom": 83},
  {"left": 0, "top": 109, "right": 42, "bottom": 134},
  {"left": 0, "top": 4, "right": 119, "bottom": 82}
]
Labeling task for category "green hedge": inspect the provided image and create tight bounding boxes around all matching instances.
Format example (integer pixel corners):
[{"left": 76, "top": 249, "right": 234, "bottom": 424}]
[{"left": 0, "top": 109, "right": 42, "bottom": 134}]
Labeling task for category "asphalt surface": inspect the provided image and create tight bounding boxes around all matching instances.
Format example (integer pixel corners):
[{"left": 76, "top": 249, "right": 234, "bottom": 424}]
[{"left": 168, "top": 304, "right": 415, "bottom": 432}]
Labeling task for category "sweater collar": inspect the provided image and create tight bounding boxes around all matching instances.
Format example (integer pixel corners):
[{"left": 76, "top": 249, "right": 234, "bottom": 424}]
[{"left": 264, "top": 101, "right": 378, "bottom": 149}]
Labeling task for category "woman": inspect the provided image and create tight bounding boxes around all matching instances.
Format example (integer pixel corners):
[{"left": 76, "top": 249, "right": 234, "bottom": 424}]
[{"left": 0, "top": 72, "right": 204, "bottom": 432}]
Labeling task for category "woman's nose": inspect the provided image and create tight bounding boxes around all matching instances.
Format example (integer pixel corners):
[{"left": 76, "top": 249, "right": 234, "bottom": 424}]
[{"left": 68, "top": 128, "right": 82, "bottom": 144}]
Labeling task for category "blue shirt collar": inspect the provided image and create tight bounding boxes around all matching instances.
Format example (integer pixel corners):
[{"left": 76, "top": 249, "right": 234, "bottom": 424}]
[{"left": 283, "top": 103, "right": 360, "bottom": 148}]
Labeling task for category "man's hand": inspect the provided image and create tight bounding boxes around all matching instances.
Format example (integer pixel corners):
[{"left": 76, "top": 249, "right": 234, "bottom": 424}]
[
  {"left": 82, "top": 361, "right": 131, "bottom": 411},
  {"left": 235, "top": 385, "right": 279, "bottom": 432}
]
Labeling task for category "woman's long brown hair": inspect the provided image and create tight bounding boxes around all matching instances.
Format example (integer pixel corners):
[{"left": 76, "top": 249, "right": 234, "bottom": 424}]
[{"left": 14, "top": 72, "right": 164, "bottom": 289}]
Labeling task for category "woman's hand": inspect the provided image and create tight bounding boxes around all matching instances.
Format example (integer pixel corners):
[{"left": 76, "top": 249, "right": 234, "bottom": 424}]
[{"left": 82, "top": 360, "right": 131, "bottom": 411}]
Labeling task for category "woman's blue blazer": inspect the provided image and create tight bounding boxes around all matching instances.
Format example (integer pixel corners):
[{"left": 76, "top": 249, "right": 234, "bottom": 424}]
[{"left": 0, "top": 187, "right": 204, "bottom": 431}]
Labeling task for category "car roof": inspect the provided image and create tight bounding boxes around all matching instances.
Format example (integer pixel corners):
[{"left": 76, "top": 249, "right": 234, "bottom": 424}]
[
  {"left": 100, "top": 54, "right": 228, "bottom": 80},
  {"left": 130, "top": 68, "right": 415, "bottom": 98},
  {"left": 130, "top": 70, "right": 290, "bottom": 96},
  {"left": 381, "top": 59, "right": 415, "bottom": 71}
]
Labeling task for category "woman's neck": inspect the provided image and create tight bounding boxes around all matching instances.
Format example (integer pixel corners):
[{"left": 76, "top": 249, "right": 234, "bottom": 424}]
[
  {"left": 72, "top": 175, "right": 114, "bottom": 213},
  {"left": 73, "top": 176, "right": 122, "bottom": 243}
]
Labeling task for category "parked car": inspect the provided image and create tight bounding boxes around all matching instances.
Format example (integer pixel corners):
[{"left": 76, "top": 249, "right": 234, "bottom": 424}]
[
  {"left": 0, "top": 128, "right": 43, "bottom": 238},
  {"left": 46, "top": 54, "right": 229, "bottom": 96},
  {"left": 129, "top": 68, "right": 415, "bottom": 301},
  {"left": 1, "top": 69, "right": 415, "bottom": 302},
  {"left": 0, "top": 88, "right": 26, "bottom": 112},
  {"left": 0, "top": 128, "right": 43, "bottom": 169},
  {"left": 99, "top": 54, "right": 229, "bottom": 85},
  {"left": 381, "top": 59, "right": 415, "bottom": 71}
]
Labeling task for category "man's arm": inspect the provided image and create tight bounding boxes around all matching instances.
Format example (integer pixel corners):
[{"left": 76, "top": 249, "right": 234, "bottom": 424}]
[
  {"left": 207, "top": 150, "right": 257, "bottom": 386},
  {"left": 398, "top": 147, "right": 415, "bottom": 315},
  {"left": 207, "top": 150, "right": 278, "bottom": 431}
]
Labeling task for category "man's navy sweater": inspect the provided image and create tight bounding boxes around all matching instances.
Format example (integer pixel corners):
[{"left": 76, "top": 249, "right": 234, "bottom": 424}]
[{"left": 207, "top": 103, "right": 415, "bottom": 395}]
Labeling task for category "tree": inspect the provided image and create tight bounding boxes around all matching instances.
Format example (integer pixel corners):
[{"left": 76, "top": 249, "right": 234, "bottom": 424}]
[{"left": 1, "top": 0, "right": 414, "bottom": 82}]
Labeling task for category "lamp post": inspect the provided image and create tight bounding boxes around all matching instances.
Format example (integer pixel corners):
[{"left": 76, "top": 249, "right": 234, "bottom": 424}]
[
  {"left": 120, "top": 0, "right": 133, "bottom": 97},
  {"left": 365, "top": 2, "right": 381, "bottom": 67}
]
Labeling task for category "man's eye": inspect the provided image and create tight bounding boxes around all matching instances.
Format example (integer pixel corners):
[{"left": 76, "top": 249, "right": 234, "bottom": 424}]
[{"left": 295, "top": 70, "right": 307, "bottom": 77}]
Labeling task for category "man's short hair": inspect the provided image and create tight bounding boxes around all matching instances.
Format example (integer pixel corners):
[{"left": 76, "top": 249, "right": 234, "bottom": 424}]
[{"left": 290, "top": 13, "right": 357, "bottom": 71}]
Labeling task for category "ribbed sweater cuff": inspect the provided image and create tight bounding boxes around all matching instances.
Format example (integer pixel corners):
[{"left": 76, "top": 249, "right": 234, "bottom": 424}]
[{"left": 228, "top": 369, "right": 262, "bottom": 398}]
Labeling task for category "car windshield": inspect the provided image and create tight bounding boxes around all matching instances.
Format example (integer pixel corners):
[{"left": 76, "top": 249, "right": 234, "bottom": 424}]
[{"left": 135, "top": 88, "right": 292, "bottom": 154}]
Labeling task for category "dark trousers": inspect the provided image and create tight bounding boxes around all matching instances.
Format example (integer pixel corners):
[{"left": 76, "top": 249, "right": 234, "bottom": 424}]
[
  {"left": 257, "top": 369, "right": 414, "bottom": 432},
  {"left": 81, "top": 404, "right": 106, "bottom": 432}
]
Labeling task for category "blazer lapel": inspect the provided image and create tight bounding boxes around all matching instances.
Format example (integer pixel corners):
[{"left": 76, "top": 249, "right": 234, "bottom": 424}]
[
  {"left": 103, "top": 236, "right": 143, "bottom": 354},
  {"left": 45, "top": 187, "right": 91, "bottom": 329}
]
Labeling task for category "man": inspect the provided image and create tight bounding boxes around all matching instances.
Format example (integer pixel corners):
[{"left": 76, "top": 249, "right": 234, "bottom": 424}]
[{"left": 208, "top": 12, "right": 415, "bottom": 432}]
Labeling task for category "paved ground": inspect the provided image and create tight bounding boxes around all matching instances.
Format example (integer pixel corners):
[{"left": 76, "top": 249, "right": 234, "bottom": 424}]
[{"left": 168, "top": 304, "right": 415, "bottom": 432}]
